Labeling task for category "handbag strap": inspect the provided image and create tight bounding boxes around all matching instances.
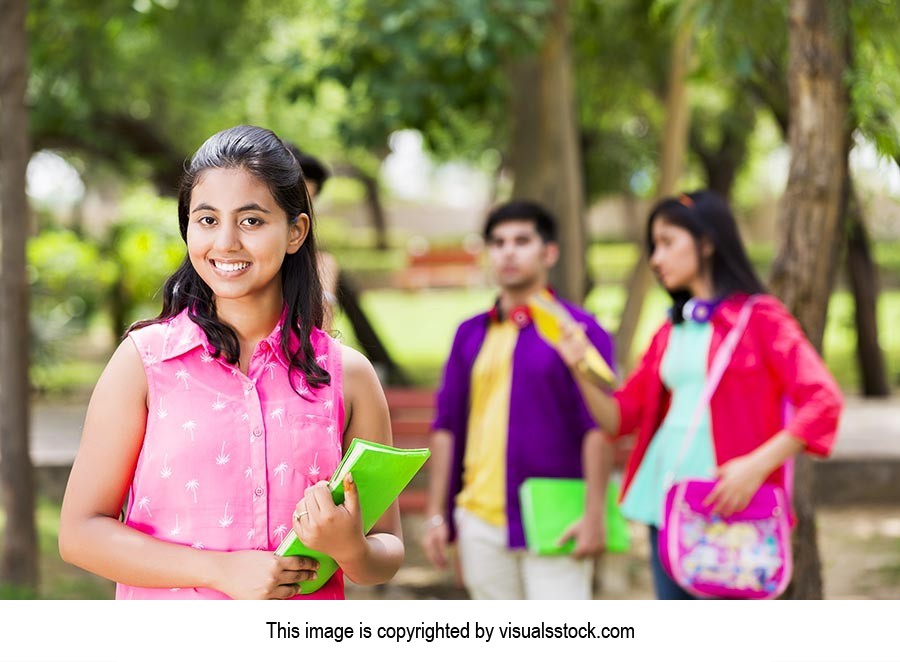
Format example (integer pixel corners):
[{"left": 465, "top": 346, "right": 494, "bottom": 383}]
[{"left": 664, "top": 296, "right": 758, "bottom": 488}]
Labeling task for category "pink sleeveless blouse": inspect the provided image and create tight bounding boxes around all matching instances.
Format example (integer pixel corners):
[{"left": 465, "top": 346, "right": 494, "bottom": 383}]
[{"left": 117, "top": 309, "right": 345, "bottom": 599}]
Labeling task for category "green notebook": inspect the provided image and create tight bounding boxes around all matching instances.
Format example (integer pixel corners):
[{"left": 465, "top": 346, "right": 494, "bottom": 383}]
[
  {"left": 519, "top": 476, "right": 630, "bottom": 556},
  {"left": 274, "top": 437, "right": 430, "bottom": 594}
]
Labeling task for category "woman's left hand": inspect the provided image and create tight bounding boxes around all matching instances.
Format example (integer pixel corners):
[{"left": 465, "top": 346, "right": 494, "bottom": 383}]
[
  {"left": 292, "top": 474, "right": 367, "bottom": 564},
  {"left": 705, "top": 453, "right": 770, "bottom": 517},
  {"left": 557, "top": 514, "right": 606, "bottom": 559}
]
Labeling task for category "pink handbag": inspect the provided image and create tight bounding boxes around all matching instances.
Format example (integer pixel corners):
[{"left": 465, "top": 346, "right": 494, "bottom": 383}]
[
  {"left": 657, "top": 297, "right": 793, "bottom": 599},
  {"left": 659, "top": 479, "right": 792, "bottom": 599}
]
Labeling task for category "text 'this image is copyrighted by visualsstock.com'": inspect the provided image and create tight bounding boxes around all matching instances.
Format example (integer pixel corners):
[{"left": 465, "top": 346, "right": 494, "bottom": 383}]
[{"left": 266, "top": 619, "right": 635, "bottom": 644}]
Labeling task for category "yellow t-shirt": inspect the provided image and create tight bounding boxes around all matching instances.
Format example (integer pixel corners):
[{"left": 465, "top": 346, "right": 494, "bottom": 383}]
[{"left": 456, "top": 320, "right": 518, "bottom": 526}]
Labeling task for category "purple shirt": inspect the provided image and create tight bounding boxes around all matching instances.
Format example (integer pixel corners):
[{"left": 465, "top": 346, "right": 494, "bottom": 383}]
[{"left": 433, "top": 298, "right": 615, "bottom": 548}]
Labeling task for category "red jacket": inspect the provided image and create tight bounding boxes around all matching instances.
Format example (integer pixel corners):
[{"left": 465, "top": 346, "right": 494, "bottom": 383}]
[{"left": 613, "top": 293, "right": 843, "bottom": 500}]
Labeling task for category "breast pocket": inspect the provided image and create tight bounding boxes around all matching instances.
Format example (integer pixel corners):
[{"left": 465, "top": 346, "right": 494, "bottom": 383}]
[{"left": 287, "top": 412, "right": 342, "bottom": 485}]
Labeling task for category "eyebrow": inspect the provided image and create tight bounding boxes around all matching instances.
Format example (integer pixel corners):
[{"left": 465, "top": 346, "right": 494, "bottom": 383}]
[{"left": 190, "top": 202, "right": 272, "bottom": 214}]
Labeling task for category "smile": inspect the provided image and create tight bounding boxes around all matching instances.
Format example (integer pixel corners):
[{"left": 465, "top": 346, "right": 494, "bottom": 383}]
[{"left": 211, "top": 260, "right": 251, "bottom": 274}]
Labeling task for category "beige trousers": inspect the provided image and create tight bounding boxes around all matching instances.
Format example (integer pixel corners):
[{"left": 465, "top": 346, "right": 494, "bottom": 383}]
[{"left": 454, "top": 507, "right": 593, "bottom": 600}]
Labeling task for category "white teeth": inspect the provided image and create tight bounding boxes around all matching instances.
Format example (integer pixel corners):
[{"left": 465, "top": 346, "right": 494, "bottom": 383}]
[{"left": 213, "top": 261, "right": 250, "bottom": 272}]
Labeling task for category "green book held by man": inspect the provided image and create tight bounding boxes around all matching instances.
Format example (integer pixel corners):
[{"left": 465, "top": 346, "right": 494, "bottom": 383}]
[
  {"left": 275, "top": 438, "right": 430, "bottom": 594},
  {"left": 519, "top": 476, "right": 630, "bottom": 555}
]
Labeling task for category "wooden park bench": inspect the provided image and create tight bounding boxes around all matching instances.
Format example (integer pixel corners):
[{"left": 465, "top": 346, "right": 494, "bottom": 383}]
[
  {"left": 385, "top": 387, "right": 436, "bottom": 513},
  {"left": 392, "top": 243, "right": 485, "bottom": 290},
  {"left": 384, "top": 386, "right": 633, "bottom": 514}
]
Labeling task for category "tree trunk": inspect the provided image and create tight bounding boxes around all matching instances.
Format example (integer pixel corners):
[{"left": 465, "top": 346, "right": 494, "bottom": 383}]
[
  {"left": 845, "top": 180, "right": 889, "bottom": 396},
  {"left": 0, "top": 0, "right": 39, "bottom": 592},
  {"left": 331, "top": 163, "right": 389, "bottom": 252},
  {"left": 614, "top": 11, "right": 693, "bottom": 368},
  {"left": 335, "top": 273, "right": 408, "bottom": 386},
  {"left": 769, "top": 0, "right": 849, "bottom": 600},
  {"left": 358, "top": 172, "right": 388, "bottom": 252},
  {"left": 688, "top": 104, "right": 756, "bottom": 202},
  {"left": 509, "top": 0, "right": 586, "bottom": 302}
]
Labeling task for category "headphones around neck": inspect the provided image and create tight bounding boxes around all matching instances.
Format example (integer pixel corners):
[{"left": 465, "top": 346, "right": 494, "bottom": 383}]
[
  {"left": 488, "top": 301, "right": 532, "bottom": 329},
  {"left": 682, "top": 298, "right": 719, "bottom": 323}
]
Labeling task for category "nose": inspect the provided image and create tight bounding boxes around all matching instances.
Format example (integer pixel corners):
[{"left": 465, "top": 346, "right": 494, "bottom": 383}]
[
  {"left": 213, "top": 221, "right": 241, "bottom": 252},
  {"left": 499, "top": 241, "right": 516, "bottom": 259}
]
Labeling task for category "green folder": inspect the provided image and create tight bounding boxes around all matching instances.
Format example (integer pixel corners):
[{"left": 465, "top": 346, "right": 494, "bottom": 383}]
[
  {"left": 519, "top": 476, "right": 630, "bottom": 556},
  {"left": 275, "top": 438, "right": 430, "bottom": 594}
]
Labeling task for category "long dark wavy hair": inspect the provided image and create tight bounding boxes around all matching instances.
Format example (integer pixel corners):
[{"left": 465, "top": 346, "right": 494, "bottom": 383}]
[
  {"left": 129, "top": 125, "right": 329, "bottom": 393},
  {"left": 646, "top": 189, "right": 766, "bottom": 324}
]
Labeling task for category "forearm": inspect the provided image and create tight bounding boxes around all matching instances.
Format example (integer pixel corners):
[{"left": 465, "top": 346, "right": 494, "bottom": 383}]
[
  {"left": 751, "top": 430, "right": 806, "bottom": 476},
  {"left": 573, "top": 371, "right": 621, "bottom": 436},
  {"left": 582, "top": 430, "right": 613, "bottom": 521},
  {"left": 426, "top": 430, "right": 454, "bottom": 518},
  {"left": 335, "top": 531, "right": 405, "bottom": 586},
  {"left": 59, "top": 514, "right": 223, "bottom": 590}
]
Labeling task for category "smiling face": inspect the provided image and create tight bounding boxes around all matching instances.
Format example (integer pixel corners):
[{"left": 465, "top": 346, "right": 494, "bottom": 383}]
[
  {"left": 486, "top": 219, "right": 558, "bottom": 292},
  {"left": 186, "top": 167, "right": 308, "bottom": 308},
  {"left": 649, "top": 215, "right": 716, "bottom": 297}
]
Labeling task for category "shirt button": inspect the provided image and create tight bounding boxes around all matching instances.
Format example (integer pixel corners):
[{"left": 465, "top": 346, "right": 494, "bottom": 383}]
[
  {"left": 255, "top": 487, "right": 264, "bottom": 496},
  {"left": 253, "top": 427, "right": 262, "bottom": 437},
  {"left": 244, "top": 383, "right": 254, "bottom": 393}
]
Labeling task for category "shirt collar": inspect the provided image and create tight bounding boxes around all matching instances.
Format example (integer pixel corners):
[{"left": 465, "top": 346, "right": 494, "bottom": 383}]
[{"left": 160, "top": 308, "right": 291, "bottom": 367}]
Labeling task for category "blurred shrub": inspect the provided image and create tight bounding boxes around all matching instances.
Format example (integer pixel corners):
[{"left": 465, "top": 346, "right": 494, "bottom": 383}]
[{"left": 28, "top": 229, "right": 118, "bottom": 365}]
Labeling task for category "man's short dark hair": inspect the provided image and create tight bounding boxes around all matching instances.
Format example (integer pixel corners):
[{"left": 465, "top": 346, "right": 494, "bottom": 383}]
[
  {"left": 483, "top": 200, "right": 558, "bottom": 244},
  {"left": 284, "top": 142, "right": 330, "bottom": 193}
]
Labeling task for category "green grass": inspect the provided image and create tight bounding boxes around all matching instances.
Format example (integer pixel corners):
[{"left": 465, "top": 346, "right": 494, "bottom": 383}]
[
  {"left": 0, "top": 498, "right": 114, "bottom": 599},
  {"left": 332, "top": 289, "right": 496, "bottom": 385},
  {"left": 337, "top": 285, "right": 900, "bottom": 391},
  {"left": 35, "top": 283, "right": 900, "bottom": 393}
]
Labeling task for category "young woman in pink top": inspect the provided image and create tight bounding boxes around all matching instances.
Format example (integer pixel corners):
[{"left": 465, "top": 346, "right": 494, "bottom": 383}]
[
  {"left": 59, "top": 126, "right": 403, "bottom": 599},
  {"left": 557, "top": 190, "right": 842, "bottom": 599}
]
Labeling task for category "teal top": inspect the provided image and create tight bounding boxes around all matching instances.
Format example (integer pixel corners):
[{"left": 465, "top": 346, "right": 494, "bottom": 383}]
[{"left": 620, "top": 319, "right": 716, "bottom": 526}]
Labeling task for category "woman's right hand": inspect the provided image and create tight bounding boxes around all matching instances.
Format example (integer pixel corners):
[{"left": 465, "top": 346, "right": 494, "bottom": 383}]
[
  {"left": 557, "top": 321, "right": 590, "bottom": 370},
  {"left": 211, "top": 550, "right": 319, "bottom": 600}
]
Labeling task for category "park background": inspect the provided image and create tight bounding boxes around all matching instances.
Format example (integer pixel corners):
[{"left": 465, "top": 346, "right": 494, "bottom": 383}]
[{"left": 1, "top": 0, "right": 899, "bottom": 600}]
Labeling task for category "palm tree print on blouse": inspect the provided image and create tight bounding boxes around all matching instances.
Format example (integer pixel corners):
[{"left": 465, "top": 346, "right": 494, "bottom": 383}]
[
  {"left": 175, "top": 369, "right": 191, "bottom": 390},
  {"left": 215, "top": 441, "right": 230, "bottom": 466},
  {"left": 218, "top": 502, "right": 233, "bottom": 528},
  {"left": 182, "top": 419, "right": 197, "bottom": 442},
  {"left": 185, "top": 479, "right": 199, "bottom": 503},
  {"left": 274, "top": 462, "right": 288, "bottom": 486},
  {"left": 308, "top": 452, "right": 321, "bottom": 480},
  {"left": 273, "top": 524, "right": 288, "bottom": 543},
  {"left": 212, "top": 393, "right": 226, "bottom": 412},
  {"left": 270, "top": 407, "right": 285, "bottom": 427},
  {"left": 160, "top": 453, "right": 172, "bottom": 479},
  {"left": 170, "top": 514, "right": 181, "bottom": 536},
  {"left": 264, "top": 361, "right": 277, "bottom": 380},
  {"left": 137, "top": 497, "right": 152, "bottom": 517}
]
